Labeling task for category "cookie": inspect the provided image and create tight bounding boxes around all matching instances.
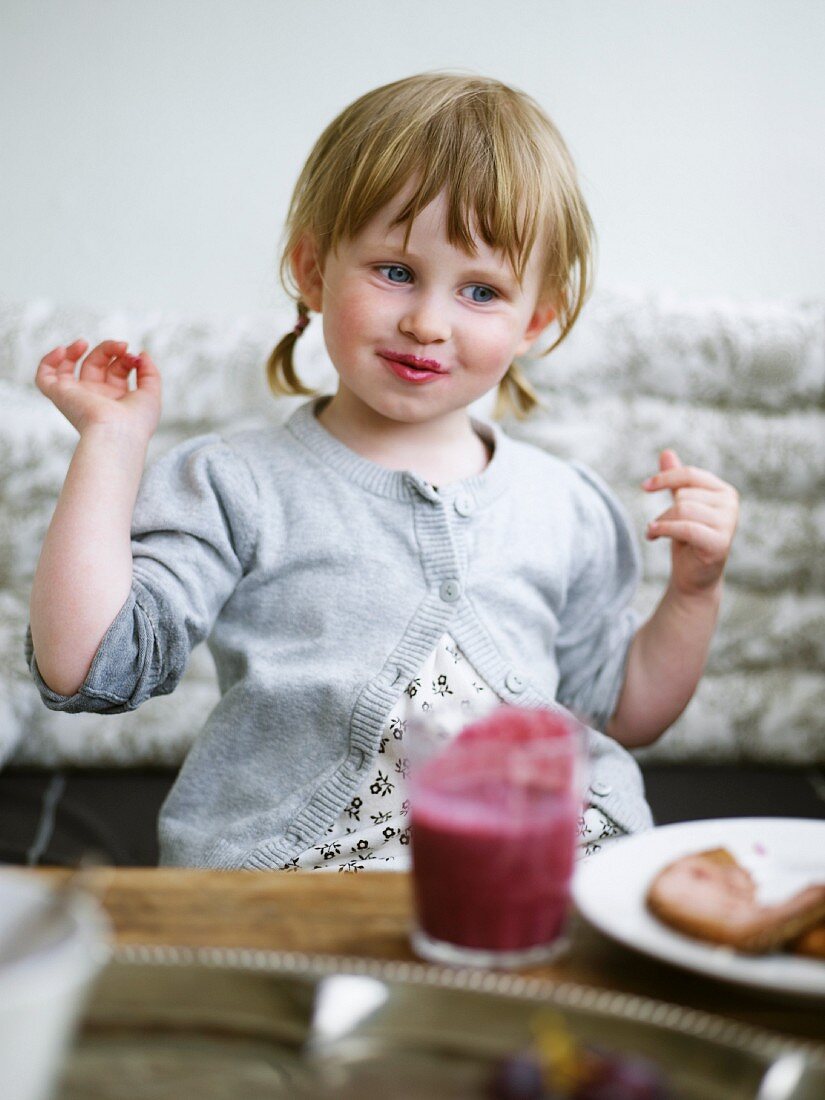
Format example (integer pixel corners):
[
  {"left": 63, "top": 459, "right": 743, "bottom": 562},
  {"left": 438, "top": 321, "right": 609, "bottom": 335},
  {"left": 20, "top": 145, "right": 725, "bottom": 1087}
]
[
  {"left": 645, "top": 847, "right": 825, "bottom": 954},
  {"left": 789, "top": 921, "right": 825, "bottom": 959}
]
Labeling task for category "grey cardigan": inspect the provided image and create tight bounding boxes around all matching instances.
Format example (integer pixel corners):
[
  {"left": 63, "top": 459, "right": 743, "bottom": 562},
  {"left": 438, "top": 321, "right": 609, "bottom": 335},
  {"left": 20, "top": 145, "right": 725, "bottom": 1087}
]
[{"left": 26, "top": 396, "right": 653, "bottom": 868}]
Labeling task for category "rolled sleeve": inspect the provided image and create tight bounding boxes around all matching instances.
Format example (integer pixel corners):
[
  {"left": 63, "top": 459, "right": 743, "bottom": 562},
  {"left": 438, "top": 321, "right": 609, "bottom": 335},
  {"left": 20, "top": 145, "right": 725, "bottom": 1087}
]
[
  {"left": 24, "top": 589, "right": 159, "bottom": 713},
  {"left": 25, "top": 433, "right": 259, "bottom": 716}
]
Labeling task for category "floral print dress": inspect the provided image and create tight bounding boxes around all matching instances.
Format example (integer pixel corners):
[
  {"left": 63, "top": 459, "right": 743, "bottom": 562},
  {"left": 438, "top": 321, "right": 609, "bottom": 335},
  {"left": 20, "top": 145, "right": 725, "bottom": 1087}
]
[{"left": 283, "top": 633, "right": 624, "bottom": 872}]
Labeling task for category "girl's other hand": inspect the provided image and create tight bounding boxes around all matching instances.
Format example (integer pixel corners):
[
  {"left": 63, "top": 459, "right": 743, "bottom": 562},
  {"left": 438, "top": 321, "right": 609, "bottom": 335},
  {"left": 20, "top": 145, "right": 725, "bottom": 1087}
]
[
  {"left": 642, "top": 448, "right": 739, "bottom": 597},
  {"left": 35, "top": 339, "right": 162, "bottom": 440}
]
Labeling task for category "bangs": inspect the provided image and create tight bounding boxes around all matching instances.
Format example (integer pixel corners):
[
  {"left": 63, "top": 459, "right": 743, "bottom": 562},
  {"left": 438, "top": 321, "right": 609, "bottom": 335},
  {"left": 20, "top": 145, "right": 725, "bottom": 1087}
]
[
  {"left": 329, "top": 92, "right": 544, "bottom": 285},
  {"left": 281, "top": 72, "right": 593, "bottom": 329}
]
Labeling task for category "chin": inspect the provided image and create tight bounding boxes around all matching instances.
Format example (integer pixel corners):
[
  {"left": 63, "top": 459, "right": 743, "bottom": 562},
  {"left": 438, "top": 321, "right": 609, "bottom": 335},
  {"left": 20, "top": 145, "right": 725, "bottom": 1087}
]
[{"left": 375, "top": 393, "right": 462, "bottom": 423}]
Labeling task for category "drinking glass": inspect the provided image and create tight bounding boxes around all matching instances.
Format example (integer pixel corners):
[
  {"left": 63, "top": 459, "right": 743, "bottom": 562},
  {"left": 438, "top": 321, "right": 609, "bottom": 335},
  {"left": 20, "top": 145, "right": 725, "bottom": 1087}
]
[{"left": 407, "top": 701, "right": 587, "bottom": 969}]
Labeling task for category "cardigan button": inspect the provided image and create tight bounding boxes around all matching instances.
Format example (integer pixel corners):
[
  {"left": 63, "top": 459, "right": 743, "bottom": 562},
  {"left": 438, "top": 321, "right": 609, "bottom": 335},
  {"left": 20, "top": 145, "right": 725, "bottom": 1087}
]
[
  {"left": 439, "top": 578, "right": 461, "bottom": 602},
  {"left": 589, "top": 780, "right": 612, "bottom": 797},
  {"left": 454, "top": 493, "right": 475, "bottom": 517},
  {"left": 505, "top": 671, "right": 526, "bottom": 694}
]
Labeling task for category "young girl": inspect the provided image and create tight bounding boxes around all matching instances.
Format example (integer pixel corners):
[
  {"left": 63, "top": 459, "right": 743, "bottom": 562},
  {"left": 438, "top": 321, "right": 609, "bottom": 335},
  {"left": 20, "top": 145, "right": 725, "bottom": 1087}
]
[{"left": 27, "top": 72, "right": 738, "bottom": 870}]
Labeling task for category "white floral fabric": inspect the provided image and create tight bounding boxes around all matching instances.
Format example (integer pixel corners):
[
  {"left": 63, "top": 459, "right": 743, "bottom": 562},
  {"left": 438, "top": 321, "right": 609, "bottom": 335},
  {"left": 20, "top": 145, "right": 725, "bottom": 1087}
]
[{"left": 284, "top": 631, "right": 624, "bottom": 872}]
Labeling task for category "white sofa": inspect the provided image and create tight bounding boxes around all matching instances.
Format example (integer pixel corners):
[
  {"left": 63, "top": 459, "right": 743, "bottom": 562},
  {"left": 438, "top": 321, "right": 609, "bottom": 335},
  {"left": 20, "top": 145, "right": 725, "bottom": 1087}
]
[{"left": 1, "top": 290, "right": 823, "bottom": 771}]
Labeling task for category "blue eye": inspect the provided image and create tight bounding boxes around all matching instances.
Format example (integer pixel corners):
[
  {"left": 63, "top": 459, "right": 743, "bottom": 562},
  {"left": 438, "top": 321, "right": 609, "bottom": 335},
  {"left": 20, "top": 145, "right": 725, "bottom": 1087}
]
[
  {"left": 378, "top": 264, "right": 411, "bottom": 283},
  {"left": 462, "top": 284, "right": 498, "bottom": 304}
]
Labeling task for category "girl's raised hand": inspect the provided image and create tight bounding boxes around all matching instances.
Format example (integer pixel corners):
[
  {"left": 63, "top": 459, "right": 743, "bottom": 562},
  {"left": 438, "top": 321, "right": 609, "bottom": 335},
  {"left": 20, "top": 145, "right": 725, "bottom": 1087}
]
[
  {"left": 643, "top": 449, "right": 739, "bottom": 597},
  {"left": 35, "top": 339, "right": 162, "bottom": 440}
]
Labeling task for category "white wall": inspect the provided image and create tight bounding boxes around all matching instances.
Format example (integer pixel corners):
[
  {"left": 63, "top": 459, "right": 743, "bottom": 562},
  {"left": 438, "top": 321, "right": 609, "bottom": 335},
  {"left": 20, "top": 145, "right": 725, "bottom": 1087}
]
[{"left": 1, "top": 0, "right": 823, "bottom": 321}]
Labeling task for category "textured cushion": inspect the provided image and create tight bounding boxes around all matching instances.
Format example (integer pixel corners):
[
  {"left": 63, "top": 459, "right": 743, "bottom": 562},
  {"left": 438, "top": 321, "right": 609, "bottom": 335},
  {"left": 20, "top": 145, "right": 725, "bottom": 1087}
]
[
  {"left": 1, "top": 291, "right": 822, "bottom": 767},
  {"left": 510, "top": 289, "right": 825, "bottom": 764}
]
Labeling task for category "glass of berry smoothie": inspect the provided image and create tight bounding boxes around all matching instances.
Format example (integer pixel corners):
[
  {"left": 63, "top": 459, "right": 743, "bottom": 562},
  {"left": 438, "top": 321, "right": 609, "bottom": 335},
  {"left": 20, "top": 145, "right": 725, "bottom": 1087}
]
[{"left": 408, "top": 703, "right": 586, "bottom": 969}]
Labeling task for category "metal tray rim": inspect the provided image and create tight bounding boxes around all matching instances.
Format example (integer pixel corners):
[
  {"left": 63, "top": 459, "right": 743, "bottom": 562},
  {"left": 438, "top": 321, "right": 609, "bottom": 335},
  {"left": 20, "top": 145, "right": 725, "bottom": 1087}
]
[{"left": 109, "top": 943, "right": 825, "bottom": 1069}]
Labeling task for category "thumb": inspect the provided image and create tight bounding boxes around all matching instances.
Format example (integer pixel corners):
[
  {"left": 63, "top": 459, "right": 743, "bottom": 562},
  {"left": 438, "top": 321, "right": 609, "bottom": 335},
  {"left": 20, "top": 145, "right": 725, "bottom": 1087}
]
[{"left": 659, "top": 448, "right": 682, "bottom": 472}]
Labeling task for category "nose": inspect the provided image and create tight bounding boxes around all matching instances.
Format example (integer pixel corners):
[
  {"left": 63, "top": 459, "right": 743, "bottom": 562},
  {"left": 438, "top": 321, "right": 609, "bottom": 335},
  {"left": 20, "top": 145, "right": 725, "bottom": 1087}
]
[{"left": 398, "top": 291, "right": 451, "bottom": 345}]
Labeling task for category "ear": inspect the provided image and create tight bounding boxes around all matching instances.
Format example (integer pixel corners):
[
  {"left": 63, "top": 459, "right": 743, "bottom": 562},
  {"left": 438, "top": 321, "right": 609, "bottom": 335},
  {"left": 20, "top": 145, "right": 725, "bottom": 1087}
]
[
  {"left": 514, "top": 301, "right": 557, "bottom": 357},
  {"left": 290, "top": 233, "right": 325, "bottom": 313}
]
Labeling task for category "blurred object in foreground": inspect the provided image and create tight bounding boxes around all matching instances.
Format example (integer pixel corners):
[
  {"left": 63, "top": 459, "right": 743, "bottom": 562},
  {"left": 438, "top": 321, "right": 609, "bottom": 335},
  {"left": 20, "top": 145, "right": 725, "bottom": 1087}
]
[{"left": 0, "top": 863, "right": 111, "bottom": 1100}]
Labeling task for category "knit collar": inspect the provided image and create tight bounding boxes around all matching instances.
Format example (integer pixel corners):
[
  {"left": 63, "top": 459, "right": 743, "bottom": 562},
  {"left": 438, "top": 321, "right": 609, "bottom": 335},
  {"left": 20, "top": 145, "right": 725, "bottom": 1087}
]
[{"left": 286, "top": 395, "right": 514, "bottom": 506}]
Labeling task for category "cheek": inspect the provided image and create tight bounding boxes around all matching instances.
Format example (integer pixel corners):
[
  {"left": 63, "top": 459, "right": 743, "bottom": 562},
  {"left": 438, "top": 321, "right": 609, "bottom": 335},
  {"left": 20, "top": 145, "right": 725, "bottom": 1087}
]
[
  {"left": 472, "top": 318, "right": 524, "bottom": 368},
  {"left": 323, "top": 285, "right": 377, "bottom": 351}
]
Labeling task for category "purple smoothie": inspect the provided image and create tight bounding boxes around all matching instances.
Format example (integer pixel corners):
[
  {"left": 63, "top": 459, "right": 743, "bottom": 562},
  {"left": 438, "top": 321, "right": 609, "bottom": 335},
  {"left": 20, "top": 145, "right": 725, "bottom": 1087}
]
[{"left": 409, "top": 706, "right": 582, "bottom": 954}]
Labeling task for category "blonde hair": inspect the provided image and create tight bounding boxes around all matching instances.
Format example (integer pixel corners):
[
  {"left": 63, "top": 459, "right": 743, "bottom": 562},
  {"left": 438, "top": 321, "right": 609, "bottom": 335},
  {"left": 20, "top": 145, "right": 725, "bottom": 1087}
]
[{"left": 267, "top": 71, "right": 596, "bottom": 420}]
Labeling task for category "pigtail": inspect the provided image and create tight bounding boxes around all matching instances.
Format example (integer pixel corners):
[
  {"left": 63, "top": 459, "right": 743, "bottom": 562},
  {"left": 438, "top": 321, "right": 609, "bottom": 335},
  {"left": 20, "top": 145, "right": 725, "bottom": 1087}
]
[
  {"left": 266, "top": 301, "right": 318, "bottom": 398},
  {"left": 492, "top": 361, "right": 547, "bottom": 421}
]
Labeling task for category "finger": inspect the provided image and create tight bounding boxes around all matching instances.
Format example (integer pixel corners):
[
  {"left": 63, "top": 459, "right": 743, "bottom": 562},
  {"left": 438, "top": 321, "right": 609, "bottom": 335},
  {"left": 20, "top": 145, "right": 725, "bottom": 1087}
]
[
  {"left": 648, "top": 501, "right": 722, "bottom": 534},
  {"left": 655, "top": 487, "right": 728, "bottom": 509},
  {"left": 104, "top": 352, "right": 142, "bottom": 383},
  {"left": 658, "top": 448, "right": 682, "bottom": 473},
  {"left": 77, "top": 340, "right": 130, "bottom": 383},
  {"left": 644, "top": 448, "right": 684, "bottom": 489},
  {"left": 36, "top": 339, "right": 90, "bottom": 385},
  {"left": 642, "top": 465, "right": 730, "bottom": 493},
  {"left": 657, "top": 450, "right": 683, "bottom": 498},
  {"left": 62, "top": 338, "right": 89, "bottom": 369},
  {"left": 132, "top": 351, "right": 162, "bottom": 394},
  {"left": 646, "top": 519, "right": 728, "bottom": 555}
]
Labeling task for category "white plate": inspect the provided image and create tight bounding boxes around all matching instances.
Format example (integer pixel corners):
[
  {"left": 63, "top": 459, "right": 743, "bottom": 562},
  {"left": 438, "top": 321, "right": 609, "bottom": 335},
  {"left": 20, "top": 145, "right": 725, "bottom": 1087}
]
[{"left": 572, "top": 817, "right": 825, "bottom": 998}]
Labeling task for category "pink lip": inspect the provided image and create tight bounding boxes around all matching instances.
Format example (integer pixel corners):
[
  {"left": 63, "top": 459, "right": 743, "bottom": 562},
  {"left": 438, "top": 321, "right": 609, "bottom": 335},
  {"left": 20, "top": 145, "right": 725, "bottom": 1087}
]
[{"left": 378, "top": 350, "right": 448, "bottom": 374}]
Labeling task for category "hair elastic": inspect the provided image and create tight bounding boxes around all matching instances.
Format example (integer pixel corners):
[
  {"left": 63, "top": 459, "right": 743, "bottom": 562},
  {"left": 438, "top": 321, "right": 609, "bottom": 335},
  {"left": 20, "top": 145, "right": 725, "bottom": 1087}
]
[{"left": 292, "top": 311, "right": 310, "bottom": 337}]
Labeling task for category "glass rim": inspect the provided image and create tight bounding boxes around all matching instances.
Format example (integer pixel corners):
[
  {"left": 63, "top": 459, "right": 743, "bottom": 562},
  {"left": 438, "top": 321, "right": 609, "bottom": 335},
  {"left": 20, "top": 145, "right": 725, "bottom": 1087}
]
[
  {"left": 408, "top": 733, "right": 585, "bottom": 799},
  {"left": 404, "top": 702, "right": 588, "bottom": 771}
]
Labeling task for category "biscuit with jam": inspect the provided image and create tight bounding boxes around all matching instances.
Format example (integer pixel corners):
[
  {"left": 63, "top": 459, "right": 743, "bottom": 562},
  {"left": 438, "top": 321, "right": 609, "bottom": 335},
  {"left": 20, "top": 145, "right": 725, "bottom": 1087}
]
[{"left": 646, "top": 847, "right": 825, "bottom": 954}]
